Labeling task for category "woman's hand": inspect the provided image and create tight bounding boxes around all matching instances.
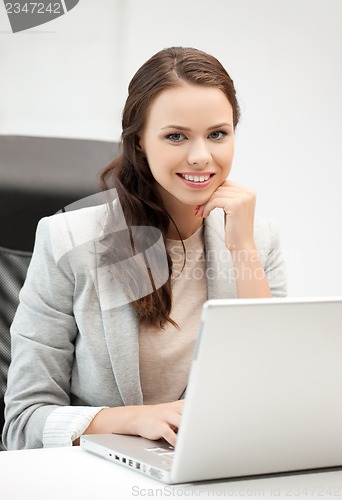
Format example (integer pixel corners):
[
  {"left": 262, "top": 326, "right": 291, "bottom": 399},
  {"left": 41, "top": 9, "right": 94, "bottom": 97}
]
[
  {"left": 196, "top": 180, "right": 256, "bottom": 252},
  {"left": 195, "top": 180, "right": 271, "bottom": 298},
  {"left": 82, "top": 400, "right": 184, "bottom": 447},
  {"left": 133, "top": 400, "right": 184, "bottom": 447}
]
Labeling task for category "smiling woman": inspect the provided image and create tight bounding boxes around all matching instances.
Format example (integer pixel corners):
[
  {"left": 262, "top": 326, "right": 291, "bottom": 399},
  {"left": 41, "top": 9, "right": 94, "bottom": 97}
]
[{"left": 3, "top": 47, "right": 287, "bottom": 452}]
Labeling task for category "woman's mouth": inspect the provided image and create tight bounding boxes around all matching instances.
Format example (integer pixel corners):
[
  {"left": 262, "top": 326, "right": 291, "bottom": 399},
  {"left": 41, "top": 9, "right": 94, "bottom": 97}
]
[{"left": 177, "top": 173, "right": 215, "bottom": 188}]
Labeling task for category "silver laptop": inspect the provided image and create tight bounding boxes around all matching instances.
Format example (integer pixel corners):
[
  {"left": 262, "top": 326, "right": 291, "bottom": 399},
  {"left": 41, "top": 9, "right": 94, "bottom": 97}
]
[{"left": 81, "top": 297, "right": 342, "bottom": 484}]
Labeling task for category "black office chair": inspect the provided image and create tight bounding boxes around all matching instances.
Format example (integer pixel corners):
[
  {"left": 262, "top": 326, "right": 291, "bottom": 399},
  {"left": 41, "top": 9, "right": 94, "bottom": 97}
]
[
  {"left": 0, "top": 247, "right": 32, "bottom": 450},
  {"left": 0, "top": 135, "right": 118, "bottom": 450}
]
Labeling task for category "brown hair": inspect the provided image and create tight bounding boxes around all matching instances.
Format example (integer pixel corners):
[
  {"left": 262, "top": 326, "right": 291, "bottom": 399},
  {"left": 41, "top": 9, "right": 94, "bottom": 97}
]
[{"left": 100, "top": 47, "right": 240, "bottom": 329}]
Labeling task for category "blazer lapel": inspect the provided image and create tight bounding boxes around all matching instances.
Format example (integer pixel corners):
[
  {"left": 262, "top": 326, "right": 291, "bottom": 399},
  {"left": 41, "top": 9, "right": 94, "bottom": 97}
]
[
  {"left": 100, "top": 306, "right": 143, "bottom": 406},
  {"left": 90, "top": 239, "right": 143, "bottom": 407}
]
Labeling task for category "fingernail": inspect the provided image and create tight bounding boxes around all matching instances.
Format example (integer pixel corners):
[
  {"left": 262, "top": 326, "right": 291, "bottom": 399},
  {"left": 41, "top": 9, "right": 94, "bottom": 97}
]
[{"left": 194, "top": 205, "right": 200, "bottom": 215}]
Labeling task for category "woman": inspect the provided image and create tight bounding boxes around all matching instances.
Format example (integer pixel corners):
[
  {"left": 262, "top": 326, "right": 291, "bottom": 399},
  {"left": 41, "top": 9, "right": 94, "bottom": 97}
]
[{"left": 3, "top": 47, "right": 286, "bottom": 450}]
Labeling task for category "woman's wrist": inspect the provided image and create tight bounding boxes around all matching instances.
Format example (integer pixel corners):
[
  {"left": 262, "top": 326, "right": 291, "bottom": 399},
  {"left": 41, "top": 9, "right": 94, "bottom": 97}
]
[
  {"left": 82, "top": 406, "right": 140, "bottom": 437},
  {"left": 229, "top": 247, "right": 272, "bottom": 298}
]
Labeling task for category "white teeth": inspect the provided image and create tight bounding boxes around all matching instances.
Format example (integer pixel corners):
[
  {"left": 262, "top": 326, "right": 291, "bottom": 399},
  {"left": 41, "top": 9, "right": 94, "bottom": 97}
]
[{"left": 180, "top": 174, "right": 210, "bottom": 183}]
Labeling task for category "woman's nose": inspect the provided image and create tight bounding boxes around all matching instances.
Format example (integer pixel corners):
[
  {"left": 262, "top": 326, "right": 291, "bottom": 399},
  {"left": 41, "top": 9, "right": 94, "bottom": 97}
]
[{"left": 187, "top": 140, "right": 211, "bottom": 166}]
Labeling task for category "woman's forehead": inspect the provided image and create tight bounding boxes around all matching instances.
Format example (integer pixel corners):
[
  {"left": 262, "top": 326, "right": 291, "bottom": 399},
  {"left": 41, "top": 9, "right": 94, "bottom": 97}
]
[{"left": 145, "top": 84, "right": 233, "bottom": 129}]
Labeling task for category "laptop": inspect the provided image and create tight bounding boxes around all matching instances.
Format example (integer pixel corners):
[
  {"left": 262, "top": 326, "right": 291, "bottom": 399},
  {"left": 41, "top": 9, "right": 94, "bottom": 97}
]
[{"left": 81, "top": 297, "right": 342, "bottom": 484}]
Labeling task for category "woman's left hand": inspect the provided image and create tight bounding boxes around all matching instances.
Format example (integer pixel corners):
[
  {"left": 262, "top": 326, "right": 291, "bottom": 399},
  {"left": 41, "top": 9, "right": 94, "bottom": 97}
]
[{"left": 196, "top": 180, "right": 257, "bottom": 252}]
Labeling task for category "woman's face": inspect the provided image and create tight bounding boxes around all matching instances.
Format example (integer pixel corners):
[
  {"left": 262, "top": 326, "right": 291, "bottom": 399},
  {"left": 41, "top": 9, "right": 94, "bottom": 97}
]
[{"left": 139, "top": 82, "right": 235, "bottom": 212}]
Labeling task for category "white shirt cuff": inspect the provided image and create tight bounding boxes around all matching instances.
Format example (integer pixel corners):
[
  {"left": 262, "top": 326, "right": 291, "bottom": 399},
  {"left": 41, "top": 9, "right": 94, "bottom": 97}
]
[{"left": 43, "top": 406, "right": 107, "bottom": 448}]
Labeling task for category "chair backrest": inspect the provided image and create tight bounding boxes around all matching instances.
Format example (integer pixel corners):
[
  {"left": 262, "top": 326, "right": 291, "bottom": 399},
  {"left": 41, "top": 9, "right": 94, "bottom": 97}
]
[
  {"left": 0, "top": 135, "right": 118, "bottom": 450},
  {"left": 0, "top": 247, "right": 32, "bottom": 450}
]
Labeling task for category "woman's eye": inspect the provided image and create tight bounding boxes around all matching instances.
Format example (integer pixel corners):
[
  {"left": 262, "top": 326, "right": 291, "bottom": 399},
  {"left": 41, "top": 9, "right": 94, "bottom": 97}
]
[
  {"left": 166, "top": 133, "right": 185, "bottom": 142},
  {"left": 209, "top": 131, "right": 227, "bottom": 140}
]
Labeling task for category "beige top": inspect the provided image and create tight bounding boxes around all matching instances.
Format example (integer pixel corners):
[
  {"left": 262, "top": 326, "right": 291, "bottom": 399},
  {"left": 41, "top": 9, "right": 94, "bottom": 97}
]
[{"left": 139, "top": 225, "right": 207, "bottom": 404}]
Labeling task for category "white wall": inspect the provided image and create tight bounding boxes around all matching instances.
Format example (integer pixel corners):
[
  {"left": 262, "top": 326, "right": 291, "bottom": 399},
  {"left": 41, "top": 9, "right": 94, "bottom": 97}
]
[
  {"left": 0, "top": 0, "right": 122, "bottom": 140},
  {"left": 1, "top": 0, "right": 341, "bottom": 297}
]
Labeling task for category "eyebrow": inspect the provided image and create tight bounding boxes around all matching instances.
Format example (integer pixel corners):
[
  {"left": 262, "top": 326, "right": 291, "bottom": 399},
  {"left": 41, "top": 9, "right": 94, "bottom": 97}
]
[{"left": 161, "top": 122, "right": 233, "bottom": 131}]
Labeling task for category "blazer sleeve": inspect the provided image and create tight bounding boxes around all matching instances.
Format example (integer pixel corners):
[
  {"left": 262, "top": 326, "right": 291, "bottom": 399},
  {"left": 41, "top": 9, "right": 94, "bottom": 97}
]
[{"left": 3, "top": 217, "right": 99, "bottom": 449}]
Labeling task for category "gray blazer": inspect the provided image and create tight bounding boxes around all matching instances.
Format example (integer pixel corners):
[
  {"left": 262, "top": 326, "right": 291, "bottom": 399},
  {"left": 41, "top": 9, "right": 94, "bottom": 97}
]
[{"left": 3, "top": 204, "right": 286, "bottom": 449}]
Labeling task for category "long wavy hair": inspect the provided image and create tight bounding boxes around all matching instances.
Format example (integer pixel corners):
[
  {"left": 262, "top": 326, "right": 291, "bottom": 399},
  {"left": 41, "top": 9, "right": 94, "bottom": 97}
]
[{"left": 100, "top": 47, "right": 240, "bottom": 329}]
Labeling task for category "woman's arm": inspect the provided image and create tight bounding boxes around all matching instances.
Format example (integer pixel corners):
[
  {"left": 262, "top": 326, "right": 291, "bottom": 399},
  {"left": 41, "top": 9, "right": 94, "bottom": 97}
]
[
  {"left": 4, "top": 216, "right": 184, "bottom": 450},
  {"left": 198, "top": 181, "right": 286, "bottom": 298},
  {"left": 3, "top": 217, "right": 79, "bottom": 449},
  {"left": 80, "top": 400, "right": 183, "bottom": 447},
  {"left": 230, "top": 247, "right": 272, "bottom": 298}
]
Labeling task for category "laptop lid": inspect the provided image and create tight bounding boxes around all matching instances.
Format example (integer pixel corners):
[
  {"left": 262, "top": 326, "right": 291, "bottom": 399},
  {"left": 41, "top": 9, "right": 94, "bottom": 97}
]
[{"left": 81, "top": 297, "right": 342, "bottom": 484}]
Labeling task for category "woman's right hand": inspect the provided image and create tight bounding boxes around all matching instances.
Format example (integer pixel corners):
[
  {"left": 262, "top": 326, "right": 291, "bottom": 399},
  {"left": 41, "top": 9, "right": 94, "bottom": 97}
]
[
  {"left": 82, "top": 400, "right": 184, "bottom": 447},
  {"left": 132, "top": 400, "right": 184, "bottom": 447}
]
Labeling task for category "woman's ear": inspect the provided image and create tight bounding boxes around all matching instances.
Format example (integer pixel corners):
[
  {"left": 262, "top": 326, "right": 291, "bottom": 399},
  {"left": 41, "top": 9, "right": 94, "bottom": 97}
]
[{"left": 137, "top": 139, "right": 144, "bottom": 153}]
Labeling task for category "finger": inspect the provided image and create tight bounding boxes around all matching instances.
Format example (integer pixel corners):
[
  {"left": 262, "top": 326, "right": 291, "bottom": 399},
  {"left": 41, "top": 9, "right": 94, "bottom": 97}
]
[
  {"left": 197, "top": 187, "right": 251, "bottom": 212},
  {"left": 199, "top": 197, "right": 237, "bottom": 218},
  {"left": 200, "top": 190, "right": 256, "bottom": 218},
  {"left": 211, "top": 186, "right": 255, "bottom": 198},
  {"left": 217, "top": 180, "right": 246, "bottom": 190},
  {"left": 220, "top": 180, "right": 254, "bottom": 191},
  {"left": 165, "top": 411, "right": 182, "bottom": 429},
  {"left": 162, "top": 424, "right": 178, "bottom": 447},
  {"left": 173, "top": 399, "right": 184, "bottom": 414}
]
